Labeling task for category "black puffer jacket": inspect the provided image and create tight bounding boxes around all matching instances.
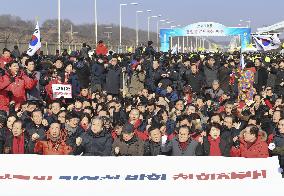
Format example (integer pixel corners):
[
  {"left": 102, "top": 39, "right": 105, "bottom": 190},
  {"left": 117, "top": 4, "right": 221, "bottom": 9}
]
[{"left": 73, "top": 129, "right": 113, "bottom": 156}]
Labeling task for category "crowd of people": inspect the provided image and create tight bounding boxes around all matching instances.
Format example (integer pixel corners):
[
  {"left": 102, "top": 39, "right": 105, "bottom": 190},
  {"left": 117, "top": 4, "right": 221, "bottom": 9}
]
[{"left": 0, "top": 40, "right": 284, "bottom": 176}]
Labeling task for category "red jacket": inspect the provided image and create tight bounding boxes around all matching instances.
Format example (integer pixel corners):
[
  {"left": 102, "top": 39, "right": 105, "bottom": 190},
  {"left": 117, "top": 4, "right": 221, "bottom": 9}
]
[
  {"left": 95, "top": 43, "right": 108, "bottom": 56},
  {"left": 131, "top": 119, "right": 149, "bottom": 141},
  {"left": 5, "top": 71, "right": 38, "bottom": 109},
  {"left": 230, "top": 130, "right": 269, "bottom": 158},
  {"left": 34, "top": 130, "right": 72, "bottom": 155},
  {"left": 0, "top": 74, "right": 11, "bottom": 111},
  {"left": 0, "top": 56, "right": 12, "bottom": 69}
]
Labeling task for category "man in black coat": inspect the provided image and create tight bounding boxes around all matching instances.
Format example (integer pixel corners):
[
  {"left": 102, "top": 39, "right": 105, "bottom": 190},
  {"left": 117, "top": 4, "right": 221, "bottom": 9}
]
[
  {"left": 144, "top": 126, "right": 163, "bottom": 156},
  {"left": 183, "top": 64, "right": 205, "bottom": 94},
  {"left": 105, "top": 58, "right": 123, "bottom": 96},
  {"left": 65, "top": 112, "right": 84, "bottom": 148},
  {"left": 90, "top": 55, "right": 106, "bottom": 92},
  {"left": 145, "top": 60, "right": 161, "bottom": 92},
  {"left": 254, "top": 58, "right": 268, "bottom": 93},
  {"left": 274, "top": 60, "right": 284, "bottom": 97},
  {"left": 217, "top": 61, "right": 232, "bottom": 93},
  {"left": 199, "top": 123, "right": 233, "bottom": 157},
  {"left": 73, "top": 117, "right": 113, "bottom": 156}
]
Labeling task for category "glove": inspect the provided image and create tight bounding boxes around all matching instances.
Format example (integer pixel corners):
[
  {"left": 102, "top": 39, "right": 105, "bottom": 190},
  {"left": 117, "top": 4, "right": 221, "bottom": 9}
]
[
  {"left": 161, "top": 135, "right": 167, "bottom": 146},
  {"left": 268, "top": 143, "right": 276, "bottom": 151},
  {"left": 10, "top": 76, "right": 15, "bottom": 83},
  {"left": 0, "top": 68, "right": 5, "bottom": 76},
  {"left": 233, "top": 139, "right": 240, "bottom": 149}
]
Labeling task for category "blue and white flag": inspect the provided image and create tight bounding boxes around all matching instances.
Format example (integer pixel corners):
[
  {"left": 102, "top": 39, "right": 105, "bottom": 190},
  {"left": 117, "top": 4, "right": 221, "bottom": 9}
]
[
  {"left": 252, "top": 34, "right": 280, "bottom": 51},
  {"left": 27, "top": 22, "right": 41, "bottom": 56}
]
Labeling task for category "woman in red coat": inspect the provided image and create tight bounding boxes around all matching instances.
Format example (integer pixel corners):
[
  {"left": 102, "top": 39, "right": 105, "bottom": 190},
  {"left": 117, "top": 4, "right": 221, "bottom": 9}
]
[
  {"left": 34, "top": 122, "right": 73, "bottom": 155},
  {"left": 230, "top": 125, "right": 269, "bottom": 158},
  {"left": 5, "top": 61, "right": 38, "bottom": 110}
]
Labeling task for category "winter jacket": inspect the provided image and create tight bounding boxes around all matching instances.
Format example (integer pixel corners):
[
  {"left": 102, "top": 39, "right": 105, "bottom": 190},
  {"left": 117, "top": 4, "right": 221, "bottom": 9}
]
[
  {"left": 156, "top": 87, "right": 178, "bottom": 103},
  {"left": 129, "top": 71, "right": 145, "bottom": 96},
  {"left": 230, "top": 130, "right": 269, "bottom": 158},
  {"left": 254, "top": 67, "right": 268, "bottom": 93},
  {"left": 34, "top": 139, "right": 73, "bottom": 155},
  {"left": 201, "top": 132, "right": 233, "bottom": 157},
  {"left": 74, "top": 61, "right": 90, "bottom": 89},
  {"left": 95, "top": 43, "right": 108, "bottom": 56},
  {"left": 73, "top": 129, "right": 113, "bottom": 156},
  {"left": 68, "top": 73, "right": 81, "bottom": 97},
  {"left": 183, "top": 72, "right": 205, "bottom": 93},
  {"left": 0, "top": 72, "right": 11, "bottom": 111},
  {"left": 217, "top": 66, "right": 232, "bottom": 93},
  {"left": 3, "top": 133, "right": 33, "bottom": 154},
  {"left": 91, "top": 62, "right": 106, "bottom": 85},
  {"left": 161, "top": 136, "right": 202, "bottom": 156},
  {"left": 0, "top": 128, "right": 12, "bottom": 153},
  {"left": 105, "top": 65, "right": 123, "bottom": 95},
  {"left": 144, "top": 140, "right": 163, "bottom": 156},
  {"left": 270, "top": 133, "right": 284, "bottom": 167},
  {"left": 145, "top": 67, "right": 161, "bottom": 92},
  {"left": 131, "top": 119, "right": 148, "bottom": 141},
  {"left": 274, "top": 68, "right": 284, "bottom": 97},
  {"left": 203, "top": 64, "right": 219, "bottom": 87},
  {"left": 205, "top": 88, "right": 224, "bottom": 102},
  {"left": 5, "top": 71, "right": 38, "bottom": 109},
  {"left": 26, "top": 71, "right": 41, "bottom": 101},
  {"left": 112, "top": 135, "right": 144, "bottom": 156},
  {"left": 33, "top": 128, "right": 72, "bottom": 155},
  {"left": 66, "top": 126, "right": 85, "bottom": 148}
]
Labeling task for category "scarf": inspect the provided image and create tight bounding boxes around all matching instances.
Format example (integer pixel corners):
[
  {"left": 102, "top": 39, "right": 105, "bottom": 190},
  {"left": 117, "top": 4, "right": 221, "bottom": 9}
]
[
  {"left": 179, "top": 141, "right": 189, "bottom": 151},
  {"left": 208, "top": 136, "right": 222, "bottom": 156},
  {"left": 12, "top": 134, "right": 25, "bottom": 154}
]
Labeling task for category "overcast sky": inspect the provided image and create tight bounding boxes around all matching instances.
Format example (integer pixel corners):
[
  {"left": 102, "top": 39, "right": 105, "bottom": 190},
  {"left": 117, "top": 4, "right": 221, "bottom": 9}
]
[{"left": 1, "top": 0, "right": 283, "bottom": 32}]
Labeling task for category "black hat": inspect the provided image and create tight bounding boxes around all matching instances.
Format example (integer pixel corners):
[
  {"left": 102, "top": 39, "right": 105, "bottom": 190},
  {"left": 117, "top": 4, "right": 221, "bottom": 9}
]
[
  {"left": 148, "top": 41, "right": 153, "bottom": 46},
  {"left": 122, "top": 123, "right": 134, "bottom": 134}
]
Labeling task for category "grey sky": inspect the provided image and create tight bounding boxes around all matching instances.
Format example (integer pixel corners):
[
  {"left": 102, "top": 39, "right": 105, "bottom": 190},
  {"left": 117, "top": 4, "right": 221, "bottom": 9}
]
[{"left": 1, "top": 0, "right": 283, "bottom": 32}]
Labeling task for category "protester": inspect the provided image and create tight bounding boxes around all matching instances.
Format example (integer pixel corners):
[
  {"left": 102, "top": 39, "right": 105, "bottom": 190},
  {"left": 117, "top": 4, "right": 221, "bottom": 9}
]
[
  {"left": 0, "top": 40, "right": 284, "bottom": 169},
  {"left": 112, "top": 123, "right": 144, "bottom": 156},
  {"left": 33, "top": 122, "right": 72, "bottom": 155}
]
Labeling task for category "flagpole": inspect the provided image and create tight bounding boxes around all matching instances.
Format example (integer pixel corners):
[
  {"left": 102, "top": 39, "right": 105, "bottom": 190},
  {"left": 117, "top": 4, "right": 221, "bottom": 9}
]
[{"left": 58, "top": 0, "right": 61, "bottom": 54}]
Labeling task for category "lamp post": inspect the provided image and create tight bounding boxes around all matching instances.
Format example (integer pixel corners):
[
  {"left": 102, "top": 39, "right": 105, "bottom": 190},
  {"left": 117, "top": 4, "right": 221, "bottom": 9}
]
[
  {"left": 148, "top": 15, "right": 158, "bottom": 41},
  {"left": 170, "top": 25, "right": 176, "bottom": 49},
  {"left": 58, "top": 0, "right": 61, "bottom": 53},
  {"left": 157, "top": 19, "right": 166, "bottom": 51},
  {"left": 94, "top": 0, "right": 98, "bottom": 44},
  {"left": 136, "top": 11, "right": 143, "bottom": 46},
  {"left": 120, "top": 2, "right": 138, "bottom": 47}
]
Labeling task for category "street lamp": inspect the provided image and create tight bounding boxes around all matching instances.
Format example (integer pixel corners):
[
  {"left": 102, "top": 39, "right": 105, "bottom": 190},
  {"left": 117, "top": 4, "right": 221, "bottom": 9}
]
[
  {"left": 94, "top": 0, "right": 98, "bottom": 44},
  {"left": 58, "top": 0, "right": 61, "bottom": 53},
  {"left": 157, "top": 19, "right": 166, "bottom": 51},
  {"left": 148, "top": 15, "right": 158, "bottom": 41},
  {"left": 120, "top": 2, "right": 138, "bottom": 47},
  {"left": 136, "top": 11, "right": 143, "bottom": 46}
]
